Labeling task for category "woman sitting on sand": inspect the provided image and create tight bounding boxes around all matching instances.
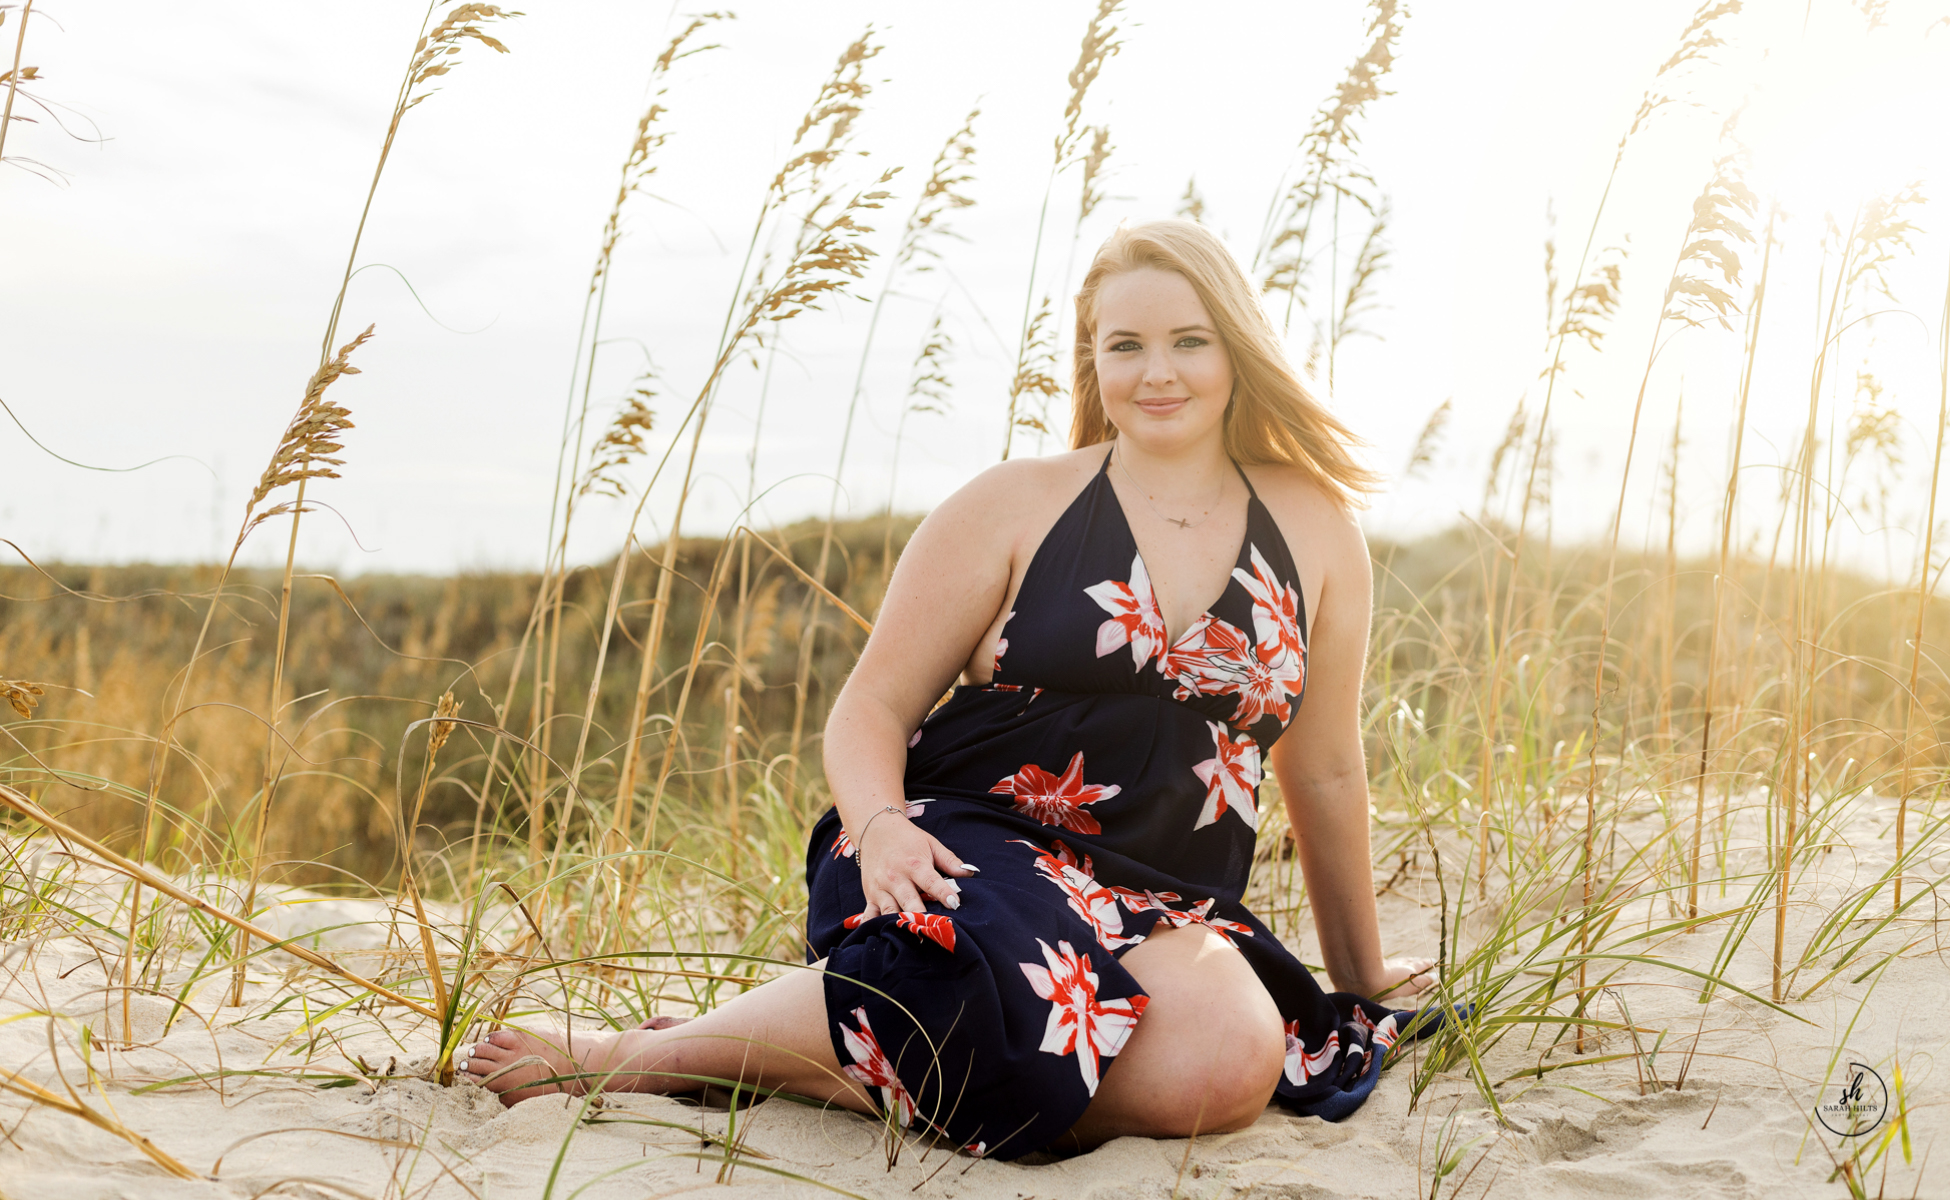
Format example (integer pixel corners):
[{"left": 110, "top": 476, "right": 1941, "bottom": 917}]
[{"left": 462, "top": 218, "right": 1439, "bottom": 1158}]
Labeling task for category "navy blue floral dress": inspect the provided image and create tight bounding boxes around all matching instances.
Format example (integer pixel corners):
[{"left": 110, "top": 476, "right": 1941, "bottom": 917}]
[{"left": 805, "top": 448, "right": 1431, "bottom": 1158}]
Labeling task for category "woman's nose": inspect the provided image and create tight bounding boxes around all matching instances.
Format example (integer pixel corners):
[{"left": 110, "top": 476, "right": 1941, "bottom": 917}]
[{"left": 1141, "top": 349, "right": 1175, "bottom": 386}]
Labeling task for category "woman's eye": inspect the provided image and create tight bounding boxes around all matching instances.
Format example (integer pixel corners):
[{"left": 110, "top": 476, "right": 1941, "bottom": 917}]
[
  {"left": 1176, "top": 336, "right": 1208, "bottom": 348},
  {"left": 1110, "top": 340, "right": 1140, "bottom": 352}
]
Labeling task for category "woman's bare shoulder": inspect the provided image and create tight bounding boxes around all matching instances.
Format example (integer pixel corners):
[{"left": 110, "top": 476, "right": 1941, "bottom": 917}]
[
  {"left": 1240, "top": 462, "right": 1368, "bottom": 563},
  {"left": 928, "top": 445, "right": 1106, "bottom": 533}
]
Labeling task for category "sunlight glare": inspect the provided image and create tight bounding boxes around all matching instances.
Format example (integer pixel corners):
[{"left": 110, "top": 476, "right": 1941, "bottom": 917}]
[{"left": 1740, "top": 23, "right": 1950, "bottom": 226}]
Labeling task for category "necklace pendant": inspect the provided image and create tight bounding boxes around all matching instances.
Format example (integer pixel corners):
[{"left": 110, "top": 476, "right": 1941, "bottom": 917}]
[{"left": 1168, "top": 517, "right": 1192, "bottom": 529}]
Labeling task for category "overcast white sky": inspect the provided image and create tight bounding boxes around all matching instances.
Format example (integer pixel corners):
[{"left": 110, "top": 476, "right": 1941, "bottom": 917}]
[{"left": 7, "top": 0, "right": 1950, "bottom": 575}]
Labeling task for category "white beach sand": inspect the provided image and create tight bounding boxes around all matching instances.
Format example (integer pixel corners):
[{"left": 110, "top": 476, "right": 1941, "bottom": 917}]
[{"left": 2, "top": 825, "right": 1942, "bottom": 1200}]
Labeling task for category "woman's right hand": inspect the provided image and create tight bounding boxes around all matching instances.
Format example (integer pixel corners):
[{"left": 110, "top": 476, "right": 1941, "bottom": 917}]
[{"left": 855, "top": 814, "right": 978, "bottom": 918}]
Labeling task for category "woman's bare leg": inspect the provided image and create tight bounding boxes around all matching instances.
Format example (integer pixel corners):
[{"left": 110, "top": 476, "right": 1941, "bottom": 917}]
[
  {"left": 462, "top": 962, "right": 872, "bottom": 1112},
  {"left": 468, "top": 927, "right": 1286, "bottom": 1147},
  {"left": 1061, "top": 924, "right": 1286, "bottom": 1147}
]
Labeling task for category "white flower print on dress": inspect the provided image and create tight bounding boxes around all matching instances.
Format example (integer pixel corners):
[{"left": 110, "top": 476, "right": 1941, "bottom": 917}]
[
  {"left": 1084, "top": 555, "right": 1168, "bottom": 671},
  {"left": 1012, "top": 838, "right": 1143, "bottom": 950},
  {"left": 1283, "top": 1019, "right": 1340, "bottom": 1085},
  {"left": 992, "top": 611, "right": 1014, "bottom": 673},
  {"left": 1192, "top": 721, "right": 1262, "bottom": 830},
  {"left": 1351, "top": 1006, "right": 1402, "bottom": 1055},
  {"left": 990, "top": 751, "right": 1121, "bottom": 835},
  {"left": 1018, "top": 938, "right": 1148, "bottom": 1094},
  {"left": 1233, "top": 544, "right": 1305, "bottom": 662},
  {"left": 838, "top": 1007, "right": 916, "bottom": 1125}
]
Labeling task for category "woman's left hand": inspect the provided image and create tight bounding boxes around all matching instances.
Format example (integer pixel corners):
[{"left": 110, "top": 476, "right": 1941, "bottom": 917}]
[{"left": 1358, "top": 957, "right": 1438, "bottom": 1003}]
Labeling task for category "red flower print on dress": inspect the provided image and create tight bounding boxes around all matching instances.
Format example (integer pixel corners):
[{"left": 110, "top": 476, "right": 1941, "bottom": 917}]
[
  {"left": 1110, "top": 888, "right": 1254, "bottom": 943},
  {"left": 1233, "top": 544, "right": 1305, "bottom": 662},
  {"left": 993, "top": 611, "right": 1014, "bottom": 673},
  {"left": 896, "top": 911, "right": 956, "bottom": 952},
  {"left": 1011, "top": 838, "right": 1142, "bottom": 950},
  {"left": 1018, "top": 938, "right": 1148, "bottom": 1095},
  {"left": 832, "top": 830, "right": 855, "bottom": 859},
  {"left": 838, "top": 1007, "right": 916, "bottom": 1126},
  {"left": 1192, "top": 721, "right": 1262, "bottom": 830},
  {"left": 1084, "top": 555, "right": 1168, "bottom": 671},
  {"left": 991, "top": 751, "right": 1120, "bottom": 834},
  {"left": 1283, "top": 1018, "right": 1340, "bottom": 1085},
  {"left": 1162, "top": 613, "right": 1301, "bottom": 730}
]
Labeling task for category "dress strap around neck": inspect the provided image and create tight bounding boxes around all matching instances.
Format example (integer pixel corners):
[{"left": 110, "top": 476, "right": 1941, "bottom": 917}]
[
  {"left": 1100, "top": 444, "right": 1116, "bottom": 475},
  {"left": 1230, "top": 458, "right": 1261, "bottom": 501}
]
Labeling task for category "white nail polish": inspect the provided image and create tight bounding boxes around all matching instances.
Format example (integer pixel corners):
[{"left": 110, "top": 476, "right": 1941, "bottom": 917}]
[
  {"left": 959, "top": 863, "right": 980, "bottom": 873},
  {"left": 944, "top": 894, "right": 961, "bottom": 910}
]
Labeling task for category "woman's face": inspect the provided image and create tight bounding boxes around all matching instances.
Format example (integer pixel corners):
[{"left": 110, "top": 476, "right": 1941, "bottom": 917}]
[{"left": 1092, "top": 266, "right": 1234, "bottom": 456}]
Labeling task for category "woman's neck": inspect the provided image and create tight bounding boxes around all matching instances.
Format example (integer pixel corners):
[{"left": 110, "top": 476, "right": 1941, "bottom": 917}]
[{"left": 1111, "top": 434, "right": 1233, "bottom": 503}]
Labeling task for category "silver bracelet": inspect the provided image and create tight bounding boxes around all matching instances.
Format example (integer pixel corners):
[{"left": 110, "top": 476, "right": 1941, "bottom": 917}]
[{"left": 856, "top": 804, "right": 906, "bottom": 852}]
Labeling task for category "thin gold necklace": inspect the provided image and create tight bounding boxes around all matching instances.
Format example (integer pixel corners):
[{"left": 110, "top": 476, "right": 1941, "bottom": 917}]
[{"left": 1113, "top": 445, "right": 1227, "bottom": 530}]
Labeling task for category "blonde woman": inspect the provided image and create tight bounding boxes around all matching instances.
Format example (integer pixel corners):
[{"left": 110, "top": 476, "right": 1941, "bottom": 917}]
[{"left": 464, "top": 219, "right": 1440, "bottom": 1158}]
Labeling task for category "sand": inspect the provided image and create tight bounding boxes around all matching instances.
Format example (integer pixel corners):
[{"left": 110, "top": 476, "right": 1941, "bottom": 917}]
[{"left": 2, "top": 824, "right": 1943, "bottom": 1200}]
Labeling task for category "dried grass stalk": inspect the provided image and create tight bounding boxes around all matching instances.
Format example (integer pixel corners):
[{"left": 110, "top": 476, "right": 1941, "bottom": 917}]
[
  {"left": 0, "top": 1064, "right": 197, "bottom": 1179},
  {"left": 0, "top": 783, "right": 440, "bottom": 1019}
]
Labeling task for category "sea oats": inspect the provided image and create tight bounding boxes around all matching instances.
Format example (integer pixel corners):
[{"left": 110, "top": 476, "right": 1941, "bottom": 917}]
[
  {"left": 240, "top": 326, "right": 373, "bottom": 541},
  {"left": 1, "top": 677, "right": 44, "bottom": 718},
  {"left": 576, "top": 375, "right": 658, "bottom": 500},
  {"left": 1661, "top": 152, "right": 1758, "bottom": 332},
  {"left": 428, "top": 690, "right": 462, "bottom": 757},
  {"left": 1176, "top": 176, "right": 1207, "bottom": 224},
  {"left": 1007, "top": 295, "right": 1062, "bottom": 440},
  {"left": 1401, "top": 399, "right": 1450, "bottom": 483},
  {"left": 1074, "top": 126, "right": 1114, "bottom": 228}
]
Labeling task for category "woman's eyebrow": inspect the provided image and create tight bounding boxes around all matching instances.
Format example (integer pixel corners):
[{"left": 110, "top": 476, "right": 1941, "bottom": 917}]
[{"left": 1101, "top": 324, "right": 1215, "bottom": 340}]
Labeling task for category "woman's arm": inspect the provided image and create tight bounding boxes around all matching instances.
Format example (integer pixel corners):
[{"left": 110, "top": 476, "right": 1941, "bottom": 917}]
[
  {"left": 820, "top": 459, "right": 1057, "bottom": 917},
  {"left": 1265, "top": 504, "right": 1434, "bottom": 1000}
]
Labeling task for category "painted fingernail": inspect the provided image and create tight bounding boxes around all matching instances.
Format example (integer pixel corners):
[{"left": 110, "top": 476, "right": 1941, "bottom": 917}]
[
  {"left": 944, "top": 894, "right": 961, "bottom": 910},
  {"left": 958, "top": 864, "right": 980, "bottom": 873}
]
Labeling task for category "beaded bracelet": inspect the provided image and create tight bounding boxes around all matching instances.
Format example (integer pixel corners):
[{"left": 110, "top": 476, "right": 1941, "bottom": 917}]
[{"left": 855, "top": 803, "right": 906, "bottom": 852}]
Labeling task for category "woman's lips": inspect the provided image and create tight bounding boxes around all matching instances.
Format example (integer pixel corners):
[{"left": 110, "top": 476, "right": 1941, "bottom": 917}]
[{"left": 1133, "top": 397, "right": 1189, "bottom": 416}]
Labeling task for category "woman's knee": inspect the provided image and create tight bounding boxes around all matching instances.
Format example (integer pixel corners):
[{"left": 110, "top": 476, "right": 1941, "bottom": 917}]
[{"left": 1120, "top": 926, "right": 1286, "bottom": 1132}]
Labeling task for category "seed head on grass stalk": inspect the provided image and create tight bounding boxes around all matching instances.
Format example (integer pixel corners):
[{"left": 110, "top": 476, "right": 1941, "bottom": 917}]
[
  {"left": 883, "top": 312, "right": 958, "bottom": 583},
  {"left": 1003, "top": 0, "right": 1124, "bottom": 459},
  {"left": 568, "top": 31, "right": 896, "bottom": 895},
  {"left": 1177, "top": 176, "right": 1206, "bottom": 224},
  {"left": 482, "top": 15, "right": 721, "bottom": 886},
  {"left": 1008, "top": 295, "right": 1063, "bottom": 443},
  {"left": 576, "top": 376, "right": 658, "bottom": 501},
  {"left": 1401, "top": 399, "right": 1450, "bottom": 483},
  {"left": 1256, "top": 0, "right": 1404, "bottom": 329},
  {"left": 1494, "top": 0, "right": 1743, "bottom": 825},
  {"left": 231, "top": 0, "right": 519, "bottom": 1008},
  {"left": 788, "top": 106, "right": 981, "bottom": 793},
  {"left": 3, "top": 678, "right": 44, "bottom": 718}
]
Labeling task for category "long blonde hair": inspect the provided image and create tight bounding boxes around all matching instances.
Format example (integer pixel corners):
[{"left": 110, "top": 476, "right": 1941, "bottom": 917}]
[{"left": 1069, "top": 219, "right": 1380, "bottom": 506}]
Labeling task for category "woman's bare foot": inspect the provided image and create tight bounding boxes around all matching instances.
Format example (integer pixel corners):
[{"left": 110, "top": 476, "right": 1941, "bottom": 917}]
[{"left": 462, "top": 1026, "right": 679, "bottom": 1105}]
